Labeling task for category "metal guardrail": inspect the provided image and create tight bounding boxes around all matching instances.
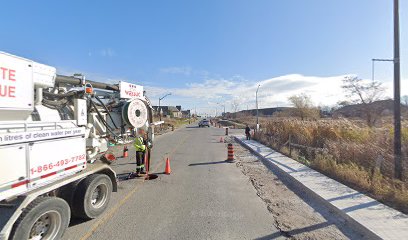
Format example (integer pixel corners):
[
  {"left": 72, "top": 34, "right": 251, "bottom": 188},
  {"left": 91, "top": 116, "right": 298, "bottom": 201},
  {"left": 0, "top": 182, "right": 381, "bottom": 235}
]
[{"left": 261, "top": 133, "right": 326, "bottom": 156}]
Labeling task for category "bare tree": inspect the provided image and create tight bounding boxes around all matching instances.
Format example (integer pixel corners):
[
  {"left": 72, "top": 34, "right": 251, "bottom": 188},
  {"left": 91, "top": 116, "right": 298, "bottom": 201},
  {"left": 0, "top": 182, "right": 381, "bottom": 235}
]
[
  {"left": 342, "top": 76, "right": 385, "bottom": 126},
  {"left": 287, "top": 93, "right": 320, "bottom": 120},
  {"left": 342, "top": 76, "right": 384, "bottom": 104},
  {"left": 231, "top": 99, "right": 240, "bottom": 113}
]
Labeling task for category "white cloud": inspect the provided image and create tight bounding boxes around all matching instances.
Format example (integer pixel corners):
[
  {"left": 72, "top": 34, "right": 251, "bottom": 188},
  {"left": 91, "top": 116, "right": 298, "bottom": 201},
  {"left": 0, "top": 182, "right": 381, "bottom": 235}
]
[
  {"left": 56, "top": 66, "right": 408, "bottom": 114},
  {"left": 145, "top": 74, "right": 352, "bottom": 110},
  {"left": 383, "top": 78, "right": 408, "bottom": 98},
  {"left": 110, "top": 70, "right": 408, "bottom": 111},
  {"left": 255, "top": 74, "right": 350, "bottom": 107},
  {"left": 99, "top": 48, "right": 116, "bottom": 57}
]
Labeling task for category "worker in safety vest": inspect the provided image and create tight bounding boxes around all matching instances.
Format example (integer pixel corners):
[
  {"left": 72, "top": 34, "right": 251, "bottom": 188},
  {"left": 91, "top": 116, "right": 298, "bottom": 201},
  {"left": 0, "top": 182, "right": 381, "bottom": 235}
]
[{"left": 133, "top": 128, "right": 147, "bottom": 177}]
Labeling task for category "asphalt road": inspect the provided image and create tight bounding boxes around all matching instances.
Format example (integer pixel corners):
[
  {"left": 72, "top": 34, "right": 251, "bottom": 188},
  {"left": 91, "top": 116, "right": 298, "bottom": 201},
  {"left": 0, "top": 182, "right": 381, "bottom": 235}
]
[{"left": 63, "top": 125, "right": 283, "bottom": 240}]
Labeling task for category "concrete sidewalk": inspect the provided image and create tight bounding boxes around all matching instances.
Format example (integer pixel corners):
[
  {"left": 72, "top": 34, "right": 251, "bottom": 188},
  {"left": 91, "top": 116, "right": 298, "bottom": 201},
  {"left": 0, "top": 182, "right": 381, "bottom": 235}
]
[{"left": 234, "top": 135, "right": 408, "bottom": 240}]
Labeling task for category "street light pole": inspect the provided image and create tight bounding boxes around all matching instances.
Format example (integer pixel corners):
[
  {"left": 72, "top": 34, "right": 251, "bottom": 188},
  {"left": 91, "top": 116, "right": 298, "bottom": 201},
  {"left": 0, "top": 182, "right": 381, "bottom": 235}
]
[
  {"left": 216, "top": 102, "right": 225, "bottom": 118},
  {"left": 158, "top": 93, "right": 171, "bottom": 121},
  {"left": 393, "top": 0, "right": 402, "bottom": 179},
  {"left": 256, "top": 84, "right": 260, "bottom": 131}
]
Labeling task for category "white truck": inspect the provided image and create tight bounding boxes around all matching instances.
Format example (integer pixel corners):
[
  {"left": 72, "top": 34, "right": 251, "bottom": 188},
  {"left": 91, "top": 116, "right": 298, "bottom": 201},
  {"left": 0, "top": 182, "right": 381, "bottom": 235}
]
[{"left": 0, "top": 52, "right": 155, "bottom": 240}]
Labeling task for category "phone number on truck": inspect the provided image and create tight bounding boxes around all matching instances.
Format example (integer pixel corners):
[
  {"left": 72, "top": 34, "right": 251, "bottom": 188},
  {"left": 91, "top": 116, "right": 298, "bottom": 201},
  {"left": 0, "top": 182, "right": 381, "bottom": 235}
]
[{"left": 30, "top": 154, "right": 86, "bottom": 175}]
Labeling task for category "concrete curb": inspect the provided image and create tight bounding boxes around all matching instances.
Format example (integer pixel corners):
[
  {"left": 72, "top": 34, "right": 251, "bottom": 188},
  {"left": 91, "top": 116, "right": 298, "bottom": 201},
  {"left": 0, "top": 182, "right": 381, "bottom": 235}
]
[{"left": 234, "top": 136, "right": 385, "bottom": 240}]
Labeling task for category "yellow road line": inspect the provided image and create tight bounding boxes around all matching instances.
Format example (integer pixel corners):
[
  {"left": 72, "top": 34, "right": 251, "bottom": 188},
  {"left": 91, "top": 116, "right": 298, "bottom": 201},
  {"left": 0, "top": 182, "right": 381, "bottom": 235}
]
[
  {"left": 79, "top": 162, "right": 163, "bottom": 240},
  {"left": 80, "top": 133, "right": 189, "bottom": 240}
]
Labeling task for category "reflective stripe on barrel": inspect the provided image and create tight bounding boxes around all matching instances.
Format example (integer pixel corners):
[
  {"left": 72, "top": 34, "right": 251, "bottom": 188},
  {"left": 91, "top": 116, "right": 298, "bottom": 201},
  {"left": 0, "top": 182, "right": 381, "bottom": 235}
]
[{"left": 227, "top": 143, "right": 234, "bottom": 161}]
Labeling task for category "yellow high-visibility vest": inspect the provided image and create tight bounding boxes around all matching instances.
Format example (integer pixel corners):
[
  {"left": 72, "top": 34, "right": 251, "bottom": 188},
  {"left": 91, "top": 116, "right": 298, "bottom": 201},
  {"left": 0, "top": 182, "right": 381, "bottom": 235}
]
[{"left": 134, "top": 136, "right": 146, "bottom": 152}]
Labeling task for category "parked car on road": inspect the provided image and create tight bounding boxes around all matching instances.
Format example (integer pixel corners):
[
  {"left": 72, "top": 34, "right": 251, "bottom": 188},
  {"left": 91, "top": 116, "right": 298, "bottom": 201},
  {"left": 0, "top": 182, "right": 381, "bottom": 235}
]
[{"left": 199, "top": 119, "right": 210, "bottom": 127}]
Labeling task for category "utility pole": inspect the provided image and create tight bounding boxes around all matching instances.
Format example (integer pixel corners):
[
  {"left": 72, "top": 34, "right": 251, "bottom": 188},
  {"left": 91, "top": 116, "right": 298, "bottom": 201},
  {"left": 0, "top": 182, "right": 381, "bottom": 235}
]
[
  {"left": 158, "top": 93, "right": 171, "bottom": 121},
  {"left": 256, "top": 84, "right": 260, "bottom": 131},
  {"left": 393, "top": 0, "right": 402, "bottom": 179},
  {"left": 216, "top": 102, "right": 225, "bottom": 118}
]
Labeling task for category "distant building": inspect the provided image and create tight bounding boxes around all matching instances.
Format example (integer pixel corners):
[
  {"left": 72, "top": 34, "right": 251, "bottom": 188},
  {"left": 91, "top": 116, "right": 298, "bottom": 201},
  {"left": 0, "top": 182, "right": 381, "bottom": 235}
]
[
  {"left": 181, "top": 110, "right": 191, "bottom": 118},
  {"left": 152, "top": 106, "right": 182, "bottom": 118}
]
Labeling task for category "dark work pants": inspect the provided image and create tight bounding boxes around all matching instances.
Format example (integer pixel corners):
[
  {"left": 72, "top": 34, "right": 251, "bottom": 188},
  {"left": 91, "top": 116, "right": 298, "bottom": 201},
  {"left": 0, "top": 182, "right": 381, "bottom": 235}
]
[
  {"left": 136, "top": 151, "right": 145, "bottom": 172},
  {"left": 246, "top": 133, "right": 251, "bottom": 140}
]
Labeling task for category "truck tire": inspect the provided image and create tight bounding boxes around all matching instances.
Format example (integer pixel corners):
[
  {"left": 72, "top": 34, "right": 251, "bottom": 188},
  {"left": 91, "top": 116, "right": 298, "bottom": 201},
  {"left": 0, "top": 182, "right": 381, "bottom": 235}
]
[
  {"left": 10, "top": 197, "right": 70, "bottom": 240},
  {"left": 73, "top": 174, "right": 112, "bottom": 219}
]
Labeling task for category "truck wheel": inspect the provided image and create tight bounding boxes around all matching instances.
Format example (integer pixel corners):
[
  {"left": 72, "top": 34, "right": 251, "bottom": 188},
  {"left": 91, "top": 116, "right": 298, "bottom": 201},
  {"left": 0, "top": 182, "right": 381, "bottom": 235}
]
[
  {"left": 73, "top": 174, "right": 112, "bottom": 219},
  {"left": 10, "top": 197, "right": 70, "bottom": 240}
]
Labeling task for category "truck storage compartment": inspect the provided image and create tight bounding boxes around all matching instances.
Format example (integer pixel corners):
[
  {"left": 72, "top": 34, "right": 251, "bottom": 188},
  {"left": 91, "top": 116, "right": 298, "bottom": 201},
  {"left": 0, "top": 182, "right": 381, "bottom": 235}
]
[
  {"left": 28, "top": 136, "right": 86, "bottom": 189},
  {"left": 0, "top": 144, "right": 27, "bottom": 201}
]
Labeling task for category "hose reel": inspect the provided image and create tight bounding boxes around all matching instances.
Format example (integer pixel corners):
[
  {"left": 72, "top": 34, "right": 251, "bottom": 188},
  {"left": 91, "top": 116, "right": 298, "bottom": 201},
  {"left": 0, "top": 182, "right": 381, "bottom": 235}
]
[{"left": 122, "top": 98, "right": 149, "bottom": 128}]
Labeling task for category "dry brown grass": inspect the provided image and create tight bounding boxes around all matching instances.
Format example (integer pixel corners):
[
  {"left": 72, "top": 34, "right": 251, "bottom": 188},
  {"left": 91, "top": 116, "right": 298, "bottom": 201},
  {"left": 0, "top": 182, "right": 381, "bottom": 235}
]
[{"left": 234, "top": 116, "right": 408, "bottom": 213}]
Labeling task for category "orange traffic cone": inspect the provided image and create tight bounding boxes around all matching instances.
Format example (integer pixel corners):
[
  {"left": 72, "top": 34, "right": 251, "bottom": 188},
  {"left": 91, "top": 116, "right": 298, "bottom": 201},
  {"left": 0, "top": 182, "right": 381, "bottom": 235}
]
[
  {"left": 220, "top": 137, "right": 223, "bottom": 142},
  {"left": 164, "top": 158, "right": 171, "bottom": 175},
  {"left": 123, "top": 146, "right": 128, "bottom": 158}
]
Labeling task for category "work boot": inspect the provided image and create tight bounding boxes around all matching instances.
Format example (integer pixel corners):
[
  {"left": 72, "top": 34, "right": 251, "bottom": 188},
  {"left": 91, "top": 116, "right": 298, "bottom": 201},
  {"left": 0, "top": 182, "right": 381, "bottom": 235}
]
[
  {"left": 140, "top": 168, "right": 146, "bottom": 174},
  {"left": 126, "top": 172, "right": 136, "bottom": 179}
]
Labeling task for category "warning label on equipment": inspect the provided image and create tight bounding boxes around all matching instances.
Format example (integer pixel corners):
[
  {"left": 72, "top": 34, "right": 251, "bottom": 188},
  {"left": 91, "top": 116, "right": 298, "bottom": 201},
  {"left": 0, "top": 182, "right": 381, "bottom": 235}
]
[
  {"left": 0, "top": 53, "right": 33, "bottom": 110},
  {"left": 0, "top": 127, "right": 85, "bottom": 146}
]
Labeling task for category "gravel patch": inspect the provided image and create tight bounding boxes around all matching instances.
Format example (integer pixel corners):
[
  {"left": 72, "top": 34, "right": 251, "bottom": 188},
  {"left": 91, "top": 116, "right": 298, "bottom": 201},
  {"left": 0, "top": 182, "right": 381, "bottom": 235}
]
[{"left": 227, "top": 137, "right": 366, "bottom": 240}]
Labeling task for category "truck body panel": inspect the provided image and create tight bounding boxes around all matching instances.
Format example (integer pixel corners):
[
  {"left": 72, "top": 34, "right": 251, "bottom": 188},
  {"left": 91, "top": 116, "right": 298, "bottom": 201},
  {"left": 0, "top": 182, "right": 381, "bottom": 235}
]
[
  {"left": 0, "top": 51, "right": 154, "bottom": 240},
  {"left": 0, "top": 126, "right": 87, "bottom": 202}
]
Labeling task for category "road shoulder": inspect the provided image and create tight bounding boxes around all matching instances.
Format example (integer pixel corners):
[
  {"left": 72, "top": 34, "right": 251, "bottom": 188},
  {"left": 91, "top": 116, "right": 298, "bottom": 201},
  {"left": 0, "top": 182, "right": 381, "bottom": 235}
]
[
  {"left": 234, "top": 135, "right": 408, "bottom": 240},
  {"left": 229, "top": 136, "right": 366, "bottom": 240}
]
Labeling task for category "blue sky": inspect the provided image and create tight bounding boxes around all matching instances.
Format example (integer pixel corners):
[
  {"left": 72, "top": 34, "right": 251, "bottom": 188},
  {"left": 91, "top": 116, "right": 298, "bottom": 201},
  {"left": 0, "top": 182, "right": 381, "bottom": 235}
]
[{"left": 1, "top": 0, "right": 407, "bottom": 114}]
